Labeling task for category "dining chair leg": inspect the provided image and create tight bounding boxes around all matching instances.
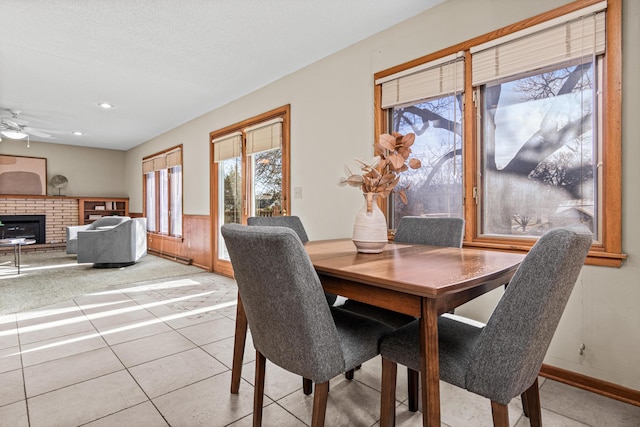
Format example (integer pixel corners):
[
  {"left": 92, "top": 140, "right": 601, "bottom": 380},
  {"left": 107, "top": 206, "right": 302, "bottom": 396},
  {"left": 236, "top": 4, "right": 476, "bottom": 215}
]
[
  {"left": 303, "top": 378, "right": 313, "bottom": 395},
  {"left": 231, "top": 293, "right": 248, "bottom": 394},
  {"left": 253, "top": 351, "right": 266, "bottom": 427},
  {"left": 407, "top": 367, "right": 419, "bottom": 412},
  {"left": 344, "top": 364, "right": 361, "bottom": 380},
  {"left": 490, "top": 401, "right": 510, "bottom": 427},
  {"left": 380, "top": 357, "right": 397, "bottom": 427},
  {"left": 521, "top": 389, "right": 530, "bottom": 418},
  {"left": 521, "top": 378, "right": 542, "bottom": 427},
  {"left": 311, "top": 381, "right": 329, "bottom": 427}
]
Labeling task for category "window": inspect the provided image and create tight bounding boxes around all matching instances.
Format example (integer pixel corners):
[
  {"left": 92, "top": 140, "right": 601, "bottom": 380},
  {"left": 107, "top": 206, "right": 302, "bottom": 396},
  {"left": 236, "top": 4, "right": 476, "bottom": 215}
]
[
  {"left": 379, "top": 55, "right": 465, "bottom": 229},
  {"left": 245, "top": 118, "right": 285, "bottom": 218},
  {"left": 375, "top": 0, "right": 624, "bottom": 266},
  {"left": 479, "top": 60, "right": 599, "bottom": 238},
  {"left": 472, "top": 7, "right": 604, "bottom": 240},
  {"left": 210, "top": 105, "right": 290, "bottom": 275},
  {"left": 213, "top": 132, "right": 242, "bottom": 262},
  {"left": 143, "top": 146, "right": 183, "bottom": 237}
]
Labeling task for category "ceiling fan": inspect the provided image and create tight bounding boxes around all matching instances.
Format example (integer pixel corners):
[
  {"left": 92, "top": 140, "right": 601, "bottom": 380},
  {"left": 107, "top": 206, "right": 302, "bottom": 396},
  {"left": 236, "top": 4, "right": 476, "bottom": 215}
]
[{"left": 0, "top": 109, "right": 57, "bottom": 141}]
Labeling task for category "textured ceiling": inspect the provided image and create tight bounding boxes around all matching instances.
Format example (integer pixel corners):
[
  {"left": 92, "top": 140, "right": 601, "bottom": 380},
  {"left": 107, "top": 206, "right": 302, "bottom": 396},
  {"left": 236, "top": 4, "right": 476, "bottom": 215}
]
[{"left": 0, "top": 0, "right": 444, "bottom": 151}]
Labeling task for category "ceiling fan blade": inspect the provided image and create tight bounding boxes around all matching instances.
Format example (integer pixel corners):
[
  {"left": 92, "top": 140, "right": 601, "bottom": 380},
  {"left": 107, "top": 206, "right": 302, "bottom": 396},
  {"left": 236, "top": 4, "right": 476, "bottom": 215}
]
[
  {"left": 33, "top": 127, "right": 66, "bottom": 135},
  {"left": 23, "top": 127, "right": 51, "bottom": 138},
  {"left": 1, "top": 118, "right": 21, "bottom": 128},
  {"left": 12, "top": 118, "right": 28, "bottom": 126}
]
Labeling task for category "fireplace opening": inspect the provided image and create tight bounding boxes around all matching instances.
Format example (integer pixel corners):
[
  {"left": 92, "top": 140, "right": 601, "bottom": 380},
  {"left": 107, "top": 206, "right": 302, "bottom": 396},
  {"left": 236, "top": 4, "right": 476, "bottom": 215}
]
[{"left": 0, "top": 215, "right": 46, "bottom": 244}]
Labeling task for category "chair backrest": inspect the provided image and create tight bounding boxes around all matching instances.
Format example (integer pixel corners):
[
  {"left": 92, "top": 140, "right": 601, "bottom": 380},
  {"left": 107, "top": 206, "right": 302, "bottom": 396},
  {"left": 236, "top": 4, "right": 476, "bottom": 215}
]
[
  {"left": 465, "top": 224, "right": 592, "bottom": 404},
  {"left": 248, "top": 215, "right": 338, "bottom": 306},
  {"left": 247, "top": 216, "right": 309, "bottom": 243},
  {"left": 88, "top": 216, "right": 131, "bottom": 230},
  {"left": 393, "top": 217, "right": 464, "bottom": 247},
  {"left": 221, "top": 224, "right": 344, "bottom": 382}
]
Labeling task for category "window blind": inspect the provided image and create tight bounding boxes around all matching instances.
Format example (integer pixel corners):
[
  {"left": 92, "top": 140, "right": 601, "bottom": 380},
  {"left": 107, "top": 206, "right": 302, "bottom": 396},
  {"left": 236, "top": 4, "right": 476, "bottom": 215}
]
[
  {"left": 165, "top": 148, "right": 182, "bottom": 168},
  {"left": 142, "top": 159, "right": 155, "bottom": 174},
  {"left": 245, "top": 118, "right": 283, "bottom": 155},
  {"left": 212, "top": 132, "right": 242, "bottom": 163},
  {"left": 143, "top": 147, "right": 183, "bottom": 172},
  {"left": 471, "top": 6, "right": 606, "bottom": 86},
  {"left": 142, "top": 155, "right": 166, "bottom": 173},
  {"left": 378, "top": 54, "right": 465, "bottom": 109}
]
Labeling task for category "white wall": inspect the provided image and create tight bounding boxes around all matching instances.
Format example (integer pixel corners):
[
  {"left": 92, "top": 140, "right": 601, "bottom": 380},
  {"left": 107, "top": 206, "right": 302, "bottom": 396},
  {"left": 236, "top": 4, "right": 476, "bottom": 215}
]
[
  {"left": 125, "top": 0, "right": 640, "bottom": 390},
  {"left": 0, "top": 139, "right": 126, "bottom": 197}
]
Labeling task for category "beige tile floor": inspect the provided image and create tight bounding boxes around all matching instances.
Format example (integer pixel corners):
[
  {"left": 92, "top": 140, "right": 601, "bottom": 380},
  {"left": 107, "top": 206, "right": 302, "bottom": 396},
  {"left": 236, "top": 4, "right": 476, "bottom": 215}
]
[{"left": 1, "top": 269, "right": 639, "bottom": 427}]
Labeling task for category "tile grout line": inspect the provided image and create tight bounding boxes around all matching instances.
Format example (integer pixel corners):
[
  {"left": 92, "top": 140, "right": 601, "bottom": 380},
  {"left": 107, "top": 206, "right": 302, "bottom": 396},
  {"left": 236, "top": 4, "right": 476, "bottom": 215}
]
[
  {"left": 17, "top": 299, "right": 114, "bottom": 402},
  {"left": 14, "top": 313, "right": 32, "bottom": 427},
  {"left": 85, "top": 283, "right": 241, "bottom": 426},
  {"left": 78, "top": 289, "right": 173, "bottom": 426}
]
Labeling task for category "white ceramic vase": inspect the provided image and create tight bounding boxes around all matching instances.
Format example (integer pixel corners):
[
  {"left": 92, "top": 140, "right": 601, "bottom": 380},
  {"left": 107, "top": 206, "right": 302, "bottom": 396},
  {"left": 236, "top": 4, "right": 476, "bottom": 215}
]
[{"left": 352, "top": 192, "right": 388, "bottom": 253}]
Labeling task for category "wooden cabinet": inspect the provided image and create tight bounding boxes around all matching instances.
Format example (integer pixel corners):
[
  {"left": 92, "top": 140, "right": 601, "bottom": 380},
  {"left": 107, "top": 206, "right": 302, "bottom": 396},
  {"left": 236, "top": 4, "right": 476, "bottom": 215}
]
[{"left": 78, "top": 197, "right": 129, "bottom": 225}]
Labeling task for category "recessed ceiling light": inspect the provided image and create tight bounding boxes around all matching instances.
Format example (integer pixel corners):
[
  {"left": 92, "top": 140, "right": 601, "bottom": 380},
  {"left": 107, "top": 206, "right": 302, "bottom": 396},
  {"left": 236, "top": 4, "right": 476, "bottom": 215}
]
[
  {"left": 73, "top": 131, "right": 83, "bottom": 136},
  {"left": 97, "top": 102, "right": 114, "bottom": 109}
]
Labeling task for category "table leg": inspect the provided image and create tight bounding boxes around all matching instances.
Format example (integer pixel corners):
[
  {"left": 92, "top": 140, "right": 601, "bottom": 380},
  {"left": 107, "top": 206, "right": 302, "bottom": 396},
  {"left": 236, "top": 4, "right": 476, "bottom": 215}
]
[
  {"left": 231, "top": 293, "right": 248, "bottom": 394},
  {"left": 15, "top": 244, "right": 21, "bottom": 274},
  {"left": 420, "top": 298, "right": 441, "bottom": 426}
]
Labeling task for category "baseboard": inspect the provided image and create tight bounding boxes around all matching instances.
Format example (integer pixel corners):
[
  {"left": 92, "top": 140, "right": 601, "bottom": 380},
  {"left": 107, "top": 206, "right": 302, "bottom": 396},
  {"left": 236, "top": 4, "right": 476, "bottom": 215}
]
[
  {"left": 191, "top": 262, "right": 210, "bottom": 271},
  {"left": 540, "top": 364, "right": 640, "bottom": 407},
  {"left": 148, "top": 249, "right": 192, "bottom": 265}
]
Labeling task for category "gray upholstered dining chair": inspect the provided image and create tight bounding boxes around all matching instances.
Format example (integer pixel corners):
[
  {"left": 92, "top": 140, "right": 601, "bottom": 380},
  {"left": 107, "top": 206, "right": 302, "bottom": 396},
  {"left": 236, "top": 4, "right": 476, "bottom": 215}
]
[
  {"left": 247, "top": 215, "right": 309, "bottom": 242},
  {"left": 247, "top": 215, "right": 338, "bottom": 304},
  {"left": 247, "top": 215, "right": 337, "bottom": 395},
  {"left": 378, "top": 224, "right": 592, "bottom": 427},
  {"left": 341, "top": 216, "right": 465, "bottom": 406},
  {"left": 393, "top": 216, "right": 465, "bottom": 247},
  {"left": 221, "top": 224, "right": 394, "bottom": 427}
]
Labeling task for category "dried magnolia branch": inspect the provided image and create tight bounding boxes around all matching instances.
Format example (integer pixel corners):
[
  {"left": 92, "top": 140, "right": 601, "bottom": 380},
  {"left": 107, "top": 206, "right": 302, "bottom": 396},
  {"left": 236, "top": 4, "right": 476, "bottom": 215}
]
[{"left": 338, "top": 132, "right": 422, "bottom": 204}]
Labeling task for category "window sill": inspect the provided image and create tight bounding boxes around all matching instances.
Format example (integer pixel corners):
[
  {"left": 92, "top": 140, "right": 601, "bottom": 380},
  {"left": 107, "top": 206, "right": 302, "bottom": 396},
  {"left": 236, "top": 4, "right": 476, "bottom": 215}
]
[{"left": 463, "top": 240, "right": 627, "bottom": 268}]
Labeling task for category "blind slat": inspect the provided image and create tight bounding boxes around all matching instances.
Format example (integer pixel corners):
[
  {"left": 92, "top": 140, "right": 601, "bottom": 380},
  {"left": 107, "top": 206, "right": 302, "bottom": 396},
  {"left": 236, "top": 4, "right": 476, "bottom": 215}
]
[
  {"left": 166, "top": 149, "right": 182, "bottom": 168},
  {"left": 153, "top": 157, "right": 166, "bottom": 171},
  {"left": 246, "top": 121, "right": 282, "bottom": 154},
  {"left": 472, "top": 11, "right": 605, "bottom": 86},
  {"left": 380, "top": 59, "right": 464, "bottom": 109},
  {"left": 142, "top": 159, "right": 155, "bottom": 174},
  {"left": 213, "top": 134, "right": 242, "bottom": 162},
  {"left": 144, "top": 147, "right": 182, "bottom": 172}
]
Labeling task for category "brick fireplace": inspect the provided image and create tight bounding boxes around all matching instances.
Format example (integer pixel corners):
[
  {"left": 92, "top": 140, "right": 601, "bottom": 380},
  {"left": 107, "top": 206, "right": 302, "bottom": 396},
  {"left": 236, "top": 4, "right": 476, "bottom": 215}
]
[{"left": 0, "top": 197, "right": 79, "bottom": 244}]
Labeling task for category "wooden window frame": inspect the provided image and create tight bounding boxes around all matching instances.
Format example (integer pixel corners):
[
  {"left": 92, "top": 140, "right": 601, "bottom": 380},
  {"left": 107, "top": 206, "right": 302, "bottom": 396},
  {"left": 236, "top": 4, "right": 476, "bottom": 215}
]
[
  {"left": 374, "top": 0, "right": 625, "bottom": 267},
  {"left": 209, "top": 104, "right": 291, "bottom": 276},
  {"left": 142, "top": 144, "right": 184, "bottom": 239}
]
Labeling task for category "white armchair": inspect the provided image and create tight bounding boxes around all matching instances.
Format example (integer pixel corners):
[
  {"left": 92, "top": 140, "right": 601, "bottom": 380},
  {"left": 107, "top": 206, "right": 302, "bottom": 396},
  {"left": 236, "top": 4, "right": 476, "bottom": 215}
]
[
  {"left": 77, "top": 217, "right": 147, "bottom": 268},
  {"left": 66, "top": 216, "right": 131, "bottom": 254}
]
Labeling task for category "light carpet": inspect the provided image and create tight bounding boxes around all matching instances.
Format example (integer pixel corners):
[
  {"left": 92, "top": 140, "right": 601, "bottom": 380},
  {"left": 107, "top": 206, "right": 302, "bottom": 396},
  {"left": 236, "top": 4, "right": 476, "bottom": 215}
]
[{"left": 0, "top": 250, "right": 209, "bottom": 315}]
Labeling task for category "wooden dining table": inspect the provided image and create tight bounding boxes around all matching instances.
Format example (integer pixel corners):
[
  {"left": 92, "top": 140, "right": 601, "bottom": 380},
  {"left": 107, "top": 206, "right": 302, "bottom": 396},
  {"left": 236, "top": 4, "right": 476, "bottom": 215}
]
[{"left": 230, "top": 238, "right": 525, "bottom": 427}]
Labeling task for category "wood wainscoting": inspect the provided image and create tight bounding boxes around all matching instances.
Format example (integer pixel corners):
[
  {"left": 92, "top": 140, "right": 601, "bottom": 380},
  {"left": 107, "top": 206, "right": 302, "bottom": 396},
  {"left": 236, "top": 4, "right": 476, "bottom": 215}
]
[{"left": 130, "top": 213, "right": 211, "bottom": 271}]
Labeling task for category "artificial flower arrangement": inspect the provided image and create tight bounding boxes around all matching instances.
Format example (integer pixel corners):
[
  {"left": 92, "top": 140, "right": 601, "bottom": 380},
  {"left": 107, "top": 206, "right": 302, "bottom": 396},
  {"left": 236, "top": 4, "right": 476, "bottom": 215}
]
[{"left": 339, "top": 132, "right": 421, "bottom": 204}]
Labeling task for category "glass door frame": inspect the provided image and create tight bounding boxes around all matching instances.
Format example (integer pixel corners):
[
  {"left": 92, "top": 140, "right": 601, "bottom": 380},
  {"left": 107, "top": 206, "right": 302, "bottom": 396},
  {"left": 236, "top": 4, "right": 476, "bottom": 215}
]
[{"left": 209, "top": 104, "right": 291, "bottom": 276}]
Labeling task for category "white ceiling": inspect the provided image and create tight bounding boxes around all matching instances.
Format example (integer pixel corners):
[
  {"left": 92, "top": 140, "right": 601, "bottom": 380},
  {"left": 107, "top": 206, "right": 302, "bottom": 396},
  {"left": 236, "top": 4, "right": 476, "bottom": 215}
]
[{"left": 0, "top": 0, "right": 444, "bottom": 151}]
